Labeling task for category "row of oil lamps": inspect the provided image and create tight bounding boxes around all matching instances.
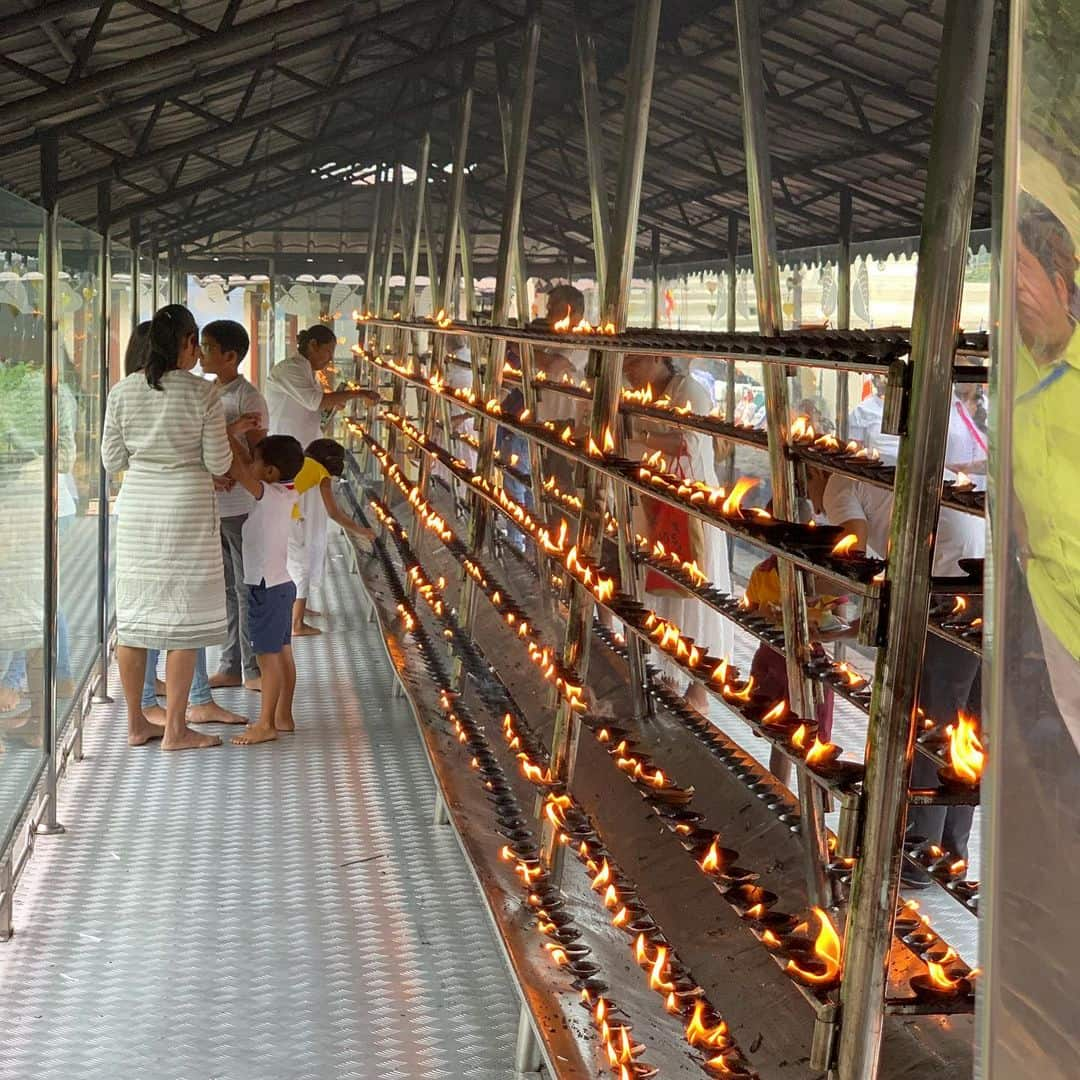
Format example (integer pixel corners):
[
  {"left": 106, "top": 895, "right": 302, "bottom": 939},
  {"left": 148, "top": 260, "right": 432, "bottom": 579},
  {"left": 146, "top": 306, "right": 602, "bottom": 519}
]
[
  {"left": 368, "top": 407, "right": 987, "bottom": 802},
  {"left": 361, "top": 421, "right": 977, "bottom": 1009},
  {"left": 360, "top": 352, "right": 886, "bottom": 587},
  {"left": 367, "top": 489, "right": 756, "bottom": 1078}
]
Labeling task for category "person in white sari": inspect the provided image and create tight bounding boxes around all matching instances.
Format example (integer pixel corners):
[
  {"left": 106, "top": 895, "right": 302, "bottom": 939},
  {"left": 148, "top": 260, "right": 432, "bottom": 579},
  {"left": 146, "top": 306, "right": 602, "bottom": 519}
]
[{"left": 623, "top": 355, "right": 734, "bottom": 712}]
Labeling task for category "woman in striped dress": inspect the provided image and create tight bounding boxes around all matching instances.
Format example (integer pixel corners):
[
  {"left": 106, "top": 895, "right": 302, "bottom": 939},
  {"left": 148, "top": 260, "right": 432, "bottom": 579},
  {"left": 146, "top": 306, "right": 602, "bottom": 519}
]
[{"left": 102, "top": 305, "right": 232, "bottom": 751}]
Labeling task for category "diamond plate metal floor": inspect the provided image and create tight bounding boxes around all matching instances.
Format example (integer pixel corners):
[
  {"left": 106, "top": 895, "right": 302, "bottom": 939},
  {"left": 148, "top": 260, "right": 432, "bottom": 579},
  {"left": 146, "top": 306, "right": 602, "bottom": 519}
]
[{"left": 0, "top": 538, "right": 520, "bottom": 1080}]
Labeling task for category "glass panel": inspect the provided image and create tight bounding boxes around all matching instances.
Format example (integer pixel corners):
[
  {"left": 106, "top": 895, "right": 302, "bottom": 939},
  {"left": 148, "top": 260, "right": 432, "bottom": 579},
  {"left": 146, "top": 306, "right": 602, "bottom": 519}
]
[
  {"left": 0, "top": 188, "right": 48, "bottom": 844},
  {"left": 982, "top": 2, "right": 1080, "bottom": 1075},
  {"left": 56, "top": 220, "right": 103, "bottom": 732},
  {"left": 107, "top": 244, "right": 133, "bottom": 629}
]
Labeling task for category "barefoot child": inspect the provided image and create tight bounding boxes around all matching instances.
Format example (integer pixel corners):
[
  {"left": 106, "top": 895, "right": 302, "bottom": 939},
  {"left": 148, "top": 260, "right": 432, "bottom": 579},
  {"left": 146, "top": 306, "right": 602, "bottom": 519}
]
[
  {"left": 287, "top": 438, "right": 375, "bottom": 635},
  {"left": 228, "top": 435, "right": 306, "bottom": 745}
]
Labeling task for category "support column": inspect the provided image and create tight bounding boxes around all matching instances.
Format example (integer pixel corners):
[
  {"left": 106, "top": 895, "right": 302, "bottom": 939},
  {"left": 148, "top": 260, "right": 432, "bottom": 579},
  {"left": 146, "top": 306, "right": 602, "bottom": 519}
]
[
  {"left": 455, "top": 11, "right": 541, "bottom": 653},
  {"left": 458, "top": 194, "right": 476, "bottom": 323},
  {"left": 542, "top": 0, "right": 662, "bottom": 878},
  {"left": 734, "top": 0, "right": 829, "bottom": 905},
  {"left": 91, "top": 182, "right": 114, "bottom": 712},
  {"left": 130, "top": 216, "right": 142, "bottom": 333},
  {"left": 836, "top": 3, "right": 994, "bottom": 1077},
  {"left": 384, "top": 135, "right": 431, "bottom": 505},
  {"left": 150, "top": 240, "right": 159, "bottom": 311},
  {"left": 650, "top": 227, "right": 660, "bottom": 329},
  {"left": 575, "top": 19, "right": 610, "bottom": 300},
  {"left": 410, "top": 79, "right": 474, "bottom": 557},
  {"left": 836, "top": 187, "right": 852, "bottom": 439},
  {"left": 37, "top": 133, "right": 65, "bottom": 836}
]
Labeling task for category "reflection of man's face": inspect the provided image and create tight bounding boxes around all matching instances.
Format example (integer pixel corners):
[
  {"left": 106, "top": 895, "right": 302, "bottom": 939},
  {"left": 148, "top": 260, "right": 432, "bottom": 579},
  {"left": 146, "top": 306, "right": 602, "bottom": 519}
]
[{"left": 1017, "top": 238, "right": 1075, "bottom": 363}]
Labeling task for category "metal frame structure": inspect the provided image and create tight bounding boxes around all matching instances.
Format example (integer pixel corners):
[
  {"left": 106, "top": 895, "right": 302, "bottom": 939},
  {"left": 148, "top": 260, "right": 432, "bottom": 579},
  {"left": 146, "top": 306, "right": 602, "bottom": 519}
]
[
  {"left": 0, "top": 2, "right": 1004, "bottom": 1077},
  {"left": 346, "top": 1, "right": 993, "bottom": 1076}
]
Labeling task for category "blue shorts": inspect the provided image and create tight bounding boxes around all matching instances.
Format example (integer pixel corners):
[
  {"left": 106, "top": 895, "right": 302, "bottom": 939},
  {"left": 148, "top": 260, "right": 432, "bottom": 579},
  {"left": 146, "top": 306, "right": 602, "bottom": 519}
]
[{"left": 247, "top": 580, "right": 296, "bottom": 655}]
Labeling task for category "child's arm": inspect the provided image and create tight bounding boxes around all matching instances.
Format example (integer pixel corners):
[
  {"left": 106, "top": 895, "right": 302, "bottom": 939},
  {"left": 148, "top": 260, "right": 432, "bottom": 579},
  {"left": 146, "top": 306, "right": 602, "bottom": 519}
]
[
  {"left": 226, "top": 446, "right": 263, "bottom": 498},
  {"left": 319, "top": 477, "right": 374, "bottom": 540}
]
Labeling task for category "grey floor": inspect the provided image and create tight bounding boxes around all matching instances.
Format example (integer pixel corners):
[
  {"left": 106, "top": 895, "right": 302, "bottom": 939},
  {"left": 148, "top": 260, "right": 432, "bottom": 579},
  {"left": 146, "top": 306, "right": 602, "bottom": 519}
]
[{"left": 0, "top": 539, "right": 520, "bottom": 1080}]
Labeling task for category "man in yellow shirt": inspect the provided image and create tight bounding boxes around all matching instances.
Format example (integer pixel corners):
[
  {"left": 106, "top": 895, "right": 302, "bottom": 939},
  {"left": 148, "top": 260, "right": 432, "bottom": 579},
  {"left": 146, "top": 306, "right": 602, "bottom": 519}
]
[{"left": 1014, "top": 195, "right": 1080, "bottom": 749}]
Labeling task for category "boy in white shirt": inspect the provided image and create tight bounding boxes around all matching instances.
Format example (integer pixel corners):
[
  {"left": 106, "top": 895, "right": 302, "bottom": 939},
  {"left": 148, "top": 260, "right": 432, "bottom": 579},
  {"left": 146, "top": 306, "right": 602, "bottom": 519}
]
[
  {"left": 202, "top": 320, "right": 269, "bottom": 691},
  {"left": 228, "top": 435, "right": 305, "bottom": 746}
]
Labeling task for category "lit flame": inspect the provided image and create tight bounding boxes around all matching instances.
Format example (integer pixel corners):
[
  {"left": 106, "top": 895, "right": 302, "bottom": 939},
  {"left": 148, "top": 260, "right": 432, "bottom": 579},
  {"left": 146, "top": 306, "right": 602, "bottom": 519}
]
[
  {"left": 721, "top": 477, "right": 759, "bottom": 517},
  {"left": 685, "top": 1000, "right": 730, "bottom": 1049},
  {"left": 552, "top": 309, "right": 572, "bottom": 332},
  {"left": 649, "top": 945, "right": 675, "bottom": 992},
  {"left": 951, "top": 595, "right": 967, "bottom": 615},
  {"left": 698, "top": 838, "right": 724, "bottom": 873},
  {"left": 785, "top": 907, "right": 842, "bottom": 987},
  {"left": 947, "top": 712, "right": 985, "bottom": 784},
  {"left": 790, "top": 415, "right": 815, "bottom": 441},
  {"left": 831, "top": 533, "right": 860, "bottom": 557},
  {"left": 790, "top": 724, "right": 810, "bottom": 751},
  {"left": 805, "top": 738, "right": 842, "bottom": 767},
  {"left": 761, "top": 700, "right": 788, "bottom": 725},
  {"left": 926, "top": 957, "right": 964, "bottom": 993}
]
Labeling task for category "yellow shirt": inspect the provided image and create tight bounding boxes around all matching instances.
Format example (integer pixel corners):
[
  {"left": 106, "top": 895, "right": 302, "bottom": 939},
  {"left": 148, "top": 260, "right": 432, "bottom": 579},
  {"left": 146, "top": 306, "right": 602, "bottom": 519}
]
[
  {"left": 1014, "top": 332, "right": 1080, "bottom": 659},
  {"left": 289, "top": 457, "right": 330, "bottom": 519}
]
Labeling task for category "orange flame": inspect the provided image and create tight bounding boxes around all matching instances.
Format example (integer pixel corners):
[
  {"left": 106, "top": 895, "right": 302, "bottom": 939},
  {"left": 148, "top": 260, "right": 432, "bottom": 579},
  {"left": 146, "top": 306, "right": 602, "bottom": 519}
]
[
  {"left": 790, "top": 415, "right": 815, "bottom": 441},
  {"left": 948, "top": 712, "right": 985, "bottom": 784},
  {"left": 761, "top": 700, "right": 788, "bottom": 725},
  {"left": 790, "top": 724, "right": 810, "bottom": 751},
  {"left": 926, "top": 958, "right": 964, "bottom": 993},
  {"left": 699, "top": 839, "right": 724, "bottom": 873},
  {"left": 685, "top": 1000, "right": 730, "bottom": 1049},
  {"left": 649, "top": 945, "right": 675, "bottom": 992},
  {"left": 785, "top": 907, "right": 842, "bottom": 987},
  {"left": 951, "top": 595, "right": 968, "bottom": 615},
  {"left": 831, "top": 533, "right": 860, "bottom": 557},
  {"left": 805, "top": 738, "right": 842, "bottom": 767},
  {"left": 721, "top": 477, "right": 759, "bottom": 517}
]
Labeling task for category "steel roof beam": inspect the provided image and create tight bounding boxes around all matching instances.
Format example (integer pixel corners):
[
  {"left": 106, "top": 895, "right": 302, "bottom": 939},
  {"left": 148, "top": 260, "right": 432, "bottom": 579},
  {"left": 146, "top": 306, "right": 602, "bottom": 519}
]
[
  {"left": 3, "top": 0, "right": 443, "bottom": 129},
  {"left": 56, "top": 17, "right": 517, "bottom": 198}
]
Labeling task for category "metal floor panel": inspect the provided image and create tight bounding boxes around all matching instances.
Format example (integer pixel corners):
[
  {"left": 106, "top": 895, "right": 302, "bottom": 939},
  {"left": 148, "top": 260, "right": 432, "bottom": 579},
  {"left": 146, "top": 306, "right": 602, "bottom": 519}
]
[{"left": 0, "top": 539, "right": 520, "bottom": 1080}]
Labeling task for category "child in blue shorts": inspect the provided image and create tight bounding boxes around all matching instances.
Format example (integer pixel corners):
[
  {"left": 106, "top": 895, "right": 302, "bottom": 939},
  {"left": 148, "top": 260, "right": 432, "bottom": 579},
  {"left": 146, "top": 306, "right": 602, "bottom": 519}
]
[{"left": 228, "top": 434, "right": 305, "bottom": 745}]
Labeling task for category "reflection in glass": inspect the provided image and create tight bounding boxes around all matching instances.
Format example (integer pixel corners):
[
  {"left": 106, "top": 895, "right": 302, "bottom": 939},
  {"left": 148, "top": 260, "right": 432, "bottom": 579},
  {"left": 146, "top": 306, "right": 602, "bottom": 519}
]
[
  {"left": 0, "top": 189, "right": 48, "bottom": 844},
  {"left": 55, "top": 220, "right": 104, "bottom": 734}
]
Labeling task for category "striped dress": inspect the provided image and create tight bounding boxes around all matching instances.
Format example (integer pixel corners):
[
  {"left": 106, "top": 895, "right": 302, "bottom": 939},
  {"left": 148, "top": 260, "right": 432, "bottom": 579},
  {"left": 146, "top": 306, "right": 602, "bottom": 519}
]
[{"left": 101, "top": 369, "right": 232, "bottom": 649}]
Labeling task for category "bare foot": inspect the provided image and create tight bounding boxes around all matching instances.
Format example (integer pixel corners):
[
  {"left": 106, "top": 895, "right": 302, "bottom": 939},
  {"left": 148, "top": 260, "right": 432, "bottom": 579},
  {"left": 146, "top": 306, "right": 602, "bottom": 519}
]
[
  {"left": 162, "top": 727, "right": 222, "bottom": 751},
  {"left": 129, "top": 720, "right": 165, "bottom": 747},
  {"left": 243, "top": 677, "right": 262, "bottom": 692},
  {"left": 154, "top": 678, "right": 167, "bottom": 696},
  {"left": 144, "top": 703, "right": 167, "bottom": 723},
  {"left": 232, "top": 723, "right": 278, "bottom": 746},
  {"left": 0, "top": 687, "right": 20, "bottom": 711},
  {"left": 209, "top": 672, "right": 243, "bottom": 689},
  {"left": 187, "top": 701, "right": 248, "bottom": 725},
  {"left": 292, "top": 622, "right": 322, "bottom": 636},
  {"left": 275, "top": 714, "right": 295, "bottom": 733}
]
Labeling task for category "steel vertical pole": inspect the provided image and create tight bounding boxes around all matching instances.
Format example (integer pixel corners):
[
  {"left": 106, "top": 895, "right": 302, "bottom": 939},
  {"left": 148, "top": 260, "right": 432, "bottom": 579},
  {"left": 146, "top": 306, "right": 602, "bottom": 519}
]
[
  {"left": 363, "top": 166, "right": 385, "bottom": 318},
  {"left": 455, "top": 11, "right": 540, "bottom": 653},
  {"left": 380, "top": 163, "right": 403, "bottom": 319},
  {"left": 91, "top": 183, "right": 114, "bottom": 713},
  {"left": 836, "top": 187, "right": 852, "bottom": 439},
  {"left": 836, "top": 3, "right": 993, "bottom": 1077},
  {"left": 37, "top": 134, "right": 65, "bottom": 836},
  {"left": 130, "top": 216, "right": 141, "bottom": 332},
  {"left": 458, "top": 195, "right": 477, "bottom": 323},
  {"left": 150, "top": 242, "right": 159, "bottom": 310},
  {"left": 410, "top": 80, "right": 474, "bottom": 557},
  {"left": 384, "top": 135, "right": 431, "bottom": 503},
  {"left": 650, "top": 227, "right": 660, "bottom": 328},
  {"left": 542, "top": 0, "right": 661, "bottom": 877},
  {"left": 575, "top": 18, "right": 610, "bottom": 300},
  {"left": 734, "top": 0, "right": 829, "bottom": 906}
]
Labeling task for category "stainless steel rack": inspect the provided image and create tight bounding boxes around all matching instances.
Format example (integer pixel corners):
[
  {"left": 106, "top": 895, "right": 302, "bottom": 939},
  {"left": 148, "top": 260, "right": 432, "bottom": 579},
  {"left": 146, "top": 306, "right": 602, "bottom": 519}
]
[{"left": 347, "top": 1, "right": 992, "bottom": 1076}]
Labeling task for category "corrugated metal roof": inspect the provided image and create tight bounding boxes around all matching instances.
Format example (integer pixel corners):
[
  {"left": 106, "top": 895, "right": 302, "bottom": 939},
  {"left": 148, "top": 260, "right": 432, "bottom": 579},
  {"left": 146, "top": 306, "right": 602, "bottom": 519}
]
[{"left": 0, "top": 0, "right": 995, "bottom": 268}]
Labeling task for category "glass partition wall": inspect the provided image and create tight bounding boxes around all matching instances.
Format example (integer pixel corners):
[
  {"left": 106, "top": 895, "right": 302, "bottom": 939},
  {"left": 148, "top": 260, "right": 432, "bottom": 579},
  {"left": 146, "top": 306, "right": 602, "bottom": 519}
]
[{"left": 0, "top": 188, "right": 49, "bottom": 858}]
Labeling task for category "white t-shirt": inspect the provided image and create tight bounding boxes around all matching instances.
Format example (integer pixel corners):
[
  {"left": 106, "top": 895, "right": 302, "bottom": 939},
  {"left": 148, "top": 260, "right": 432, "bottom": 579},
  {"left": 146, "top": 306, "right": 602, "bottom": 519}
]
[
  {"left": 242, "top": 482, "right": 299, "bottom": 587},
  {"left": 823, "top": 475, "right": 985, "bottom": 576},
  {"left": 215, "top": 375, "right": 269, "bottom": 518},
  {"left": 266, "top": 355, "right": 324, "bottom": 449},
  {"left": 945, "top": 395, "right": 988, "bottom": 490}
]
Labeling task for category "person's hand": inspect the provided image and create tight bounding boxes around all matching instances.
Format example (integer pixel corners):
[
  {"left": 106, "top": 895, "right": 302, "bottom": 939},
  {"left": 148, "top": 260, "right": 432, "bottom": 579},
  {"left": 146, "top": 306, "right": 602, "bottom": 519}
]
[
  {"left": 213, "top": 475, "right": 235, "bottom": 492},
  {"left": 227, "top": 413, "right": 262, "bottom": 437},
  {"left": 352, "top": 388, "right": 381, "bottom": 405}
]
